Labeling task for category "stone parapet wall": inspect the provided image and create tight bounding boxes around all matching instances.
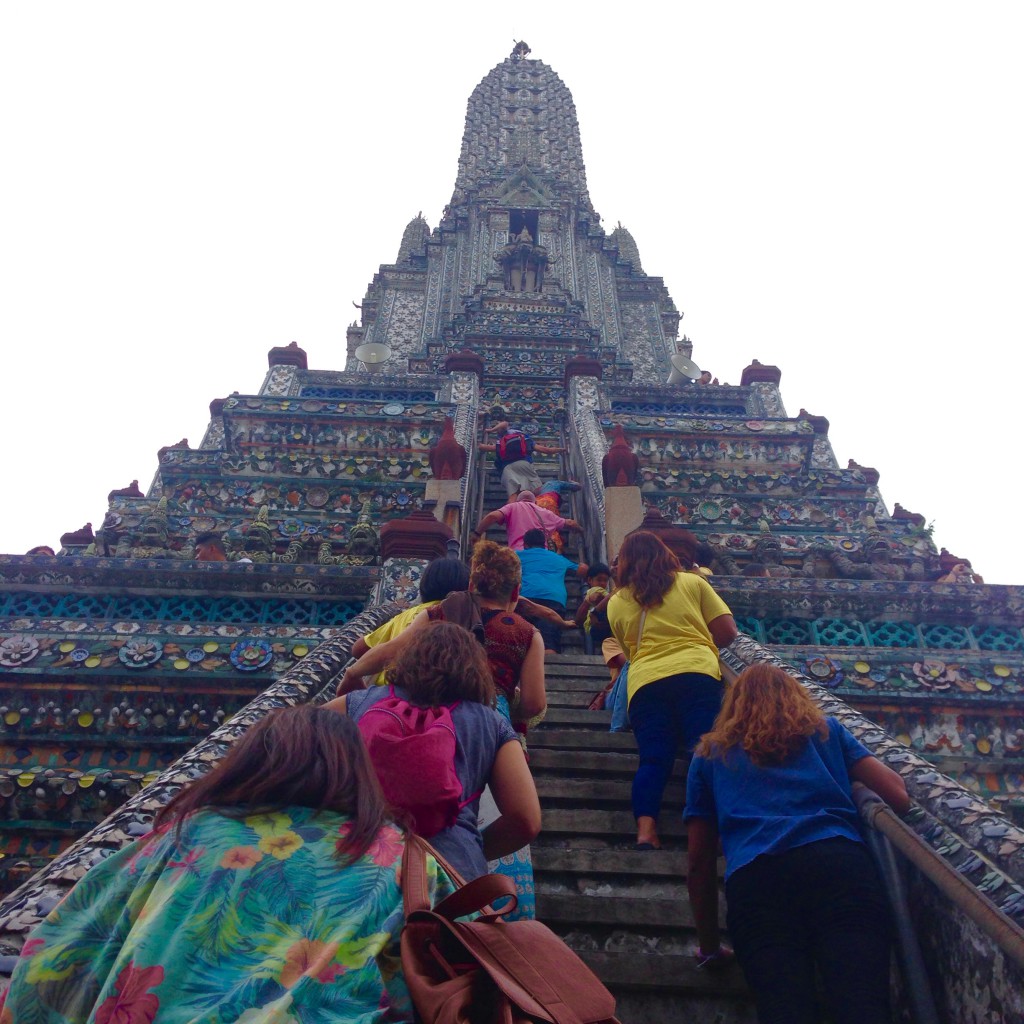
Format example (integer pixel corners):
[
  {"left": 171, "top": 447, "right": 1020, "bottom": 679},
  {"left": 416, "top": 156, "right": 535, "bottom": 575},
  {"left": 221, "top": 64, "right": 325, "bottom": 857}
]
[
  {"left": 0, "top": 554, "right": 380, "bottom": 599},
  {"left": 0, "top": 600, "right": 400, "bottom": 959}
]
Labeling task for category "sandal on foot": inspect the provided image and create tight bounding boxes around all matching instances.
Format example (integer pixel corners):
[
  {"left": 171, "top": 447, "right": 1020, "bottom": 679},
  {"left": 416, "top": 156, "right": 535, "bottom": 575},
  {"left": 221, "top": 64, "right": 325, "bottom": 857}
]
[{"left": 695, "top": 946, "right": 735, "bottom": 971}]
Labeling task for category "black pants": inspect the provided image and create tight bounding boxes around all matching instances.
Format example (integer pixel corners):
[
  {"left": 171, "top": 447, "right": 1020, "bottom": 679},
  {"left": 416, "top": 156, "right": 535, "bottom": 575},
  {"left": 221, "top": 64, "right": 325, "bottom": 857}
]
[
  {"left": 525, "top": 598, "right": 565, "bottom": 652},
  {"left": 725, "top": 838, "right": 892, "bottom": 1024}
]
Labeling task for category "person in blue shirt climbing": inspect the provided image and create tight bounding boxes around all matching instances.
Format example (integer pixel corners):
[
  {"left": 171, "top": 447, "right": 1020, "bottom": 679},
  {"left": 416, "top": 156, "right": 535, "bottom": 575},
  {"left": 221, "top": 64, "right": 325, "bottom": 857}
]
[
  {"left": 684, "top": 663, "right": 910, "bottom": 1023},
  {"left": 517, "top": 529, "right": 587, "bottom": 653}
]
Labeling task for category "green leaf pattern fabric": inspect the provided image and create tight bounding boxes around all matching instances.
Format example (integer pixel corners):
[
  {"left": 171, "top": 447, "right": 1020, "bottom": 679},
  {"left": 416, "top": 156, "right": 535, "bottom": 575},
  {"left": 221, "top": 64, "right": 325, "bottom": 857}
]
[{"left": 1, "top": 807, "right": 454, "bottom": 1023}]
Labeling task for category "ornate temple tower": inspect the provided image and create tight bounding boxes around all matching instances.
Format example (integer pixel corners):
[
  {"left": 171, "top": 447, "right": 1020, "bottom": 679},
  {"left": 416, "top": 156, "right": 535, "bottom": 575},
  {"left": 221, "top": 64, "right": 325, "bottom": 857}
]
[
  {"left": 346, "top": 50, "right": 681, "bottom": 384},
  {"left": 0, "top": 53, "right": 1022, "bottom": 1017}
]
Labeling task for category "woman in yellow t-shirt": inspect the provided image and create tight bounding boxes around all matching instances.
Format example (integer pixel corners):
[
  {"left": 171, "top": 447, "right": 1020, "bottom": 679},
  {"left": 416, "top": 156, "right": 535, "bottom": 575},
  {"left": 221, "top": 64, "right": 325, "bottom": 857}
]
[
  {"left": 351, "top": 556, "right": 471, "bottom": 686},
  {"left": 608, "top": 532, "right": 738, "bottom": 850}
]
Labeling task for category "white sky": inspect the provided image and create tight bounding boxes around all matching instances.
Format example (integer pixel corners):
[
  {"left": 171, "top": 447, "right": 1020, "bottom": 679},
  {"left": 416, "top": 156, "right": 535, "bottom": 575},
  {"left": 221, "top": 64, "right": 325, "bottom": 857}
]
[{"left": 2, "top": 2, "right": 1021, "bottom": 583}]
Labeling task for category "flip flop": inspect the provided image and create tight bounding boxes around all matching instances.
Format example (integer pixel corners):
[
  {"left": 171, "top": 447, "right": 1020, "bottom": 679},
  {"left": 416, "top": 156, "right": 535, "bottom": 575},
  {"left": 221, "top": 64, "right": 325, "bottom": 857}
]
[{"left": 634, "top": 842, "right": 659, "bottom": 851}]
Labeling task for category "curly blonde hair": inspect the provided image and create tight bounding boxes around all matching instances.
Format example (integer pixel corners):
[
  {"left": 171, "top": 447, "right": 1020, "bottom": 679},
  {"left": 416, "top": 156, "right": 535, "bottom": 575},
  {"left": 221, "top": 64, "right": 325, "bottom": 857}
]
[
  {"left": 696, "top": 664, "right": 827, "bottom": 766},
  {"left": 387, "top": 622, "right": 495, "bottom": 707},
  {"left": 470, "top": 539, "right": 521, "bottom": 601}
]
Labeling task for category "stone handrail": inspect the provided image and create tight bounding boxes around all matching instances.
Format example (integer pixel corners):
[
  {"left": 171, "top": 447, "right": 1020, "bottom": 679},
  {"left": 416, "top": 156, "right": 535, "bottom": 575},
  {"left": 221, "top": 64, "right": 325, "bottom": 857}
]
[{"left": 566, "top": 375, "right": 608, "bottom": 564}]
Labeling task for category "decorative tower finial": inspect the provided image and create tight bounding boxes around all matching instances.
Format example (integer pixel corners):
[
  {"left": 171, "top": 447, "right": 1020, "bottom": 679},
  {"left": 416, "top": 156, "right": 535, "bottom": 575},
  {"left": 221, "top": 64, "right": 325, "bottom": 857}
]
[{"left": 511, "top": 40, "right": 531, "bottom": 61}]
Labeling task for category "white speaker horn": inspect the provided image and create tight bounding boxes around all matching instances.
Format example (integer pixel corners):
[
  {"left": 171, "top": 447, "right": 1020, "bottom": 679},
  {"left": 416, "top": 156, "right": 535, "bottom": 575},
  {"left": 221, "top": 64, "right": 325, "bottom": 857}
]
[
  {"left": 355, "top": 343, "right": 392, "bottom": 373},
  {"left": 667, "top": 353, "right": 701, "bottom": 384}
]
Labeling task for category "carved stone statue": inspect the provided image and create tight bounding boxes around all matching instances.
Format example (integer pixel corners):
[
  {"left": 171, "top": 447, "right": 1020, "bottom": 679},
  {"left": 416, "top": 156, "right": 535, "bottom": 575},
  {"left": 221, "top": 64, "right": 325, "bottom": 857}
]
[
  {"left": 819, "top": 533, "right": 924, "bottom": 582},
  {"left": 112, "top": 498, "right": 184, "bottom": 559},
  {"left": 800, "top": 540, "right": 839, "bottom": 579},
  {"left": 753, "top": 520, "right": 793, "bottom": 578},
  {"left": 494, "top": 227, "right": 550, "bottom": 292},
  {"left": 236, "top": 505, "right": 304, "bottom": 564},
  {"left": 709, "top": 545, "right": 742, "bottom": 576},
  {"left": 346, "top": 503, "right": 380, "bottom": 560},
  {"left": 318, "top": 502, "right": 379, "bottom": 566}
]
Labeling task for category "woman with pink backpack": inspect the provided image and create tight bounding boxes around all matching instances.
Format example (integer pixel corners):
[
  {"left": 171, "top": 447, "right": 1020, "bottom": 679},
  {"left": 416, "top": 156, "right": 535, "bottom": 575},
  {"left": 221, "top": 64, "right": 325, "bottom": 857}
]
[{"left": 326, "top": 622, "right": 541, "bottom": 887}]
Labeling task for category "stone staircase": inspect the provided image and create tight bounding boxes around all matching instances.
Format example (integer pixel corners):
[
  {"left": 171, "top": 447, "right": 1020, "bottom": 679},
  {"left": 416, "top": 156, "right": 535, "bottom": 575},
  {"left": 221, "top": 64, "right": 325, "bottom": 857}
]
[
  {"left": 477, "top": 448, "right": 591, "bottom": 655},
  {"left": 531, "top": 651, "right": 757, "bottom": 1024}
]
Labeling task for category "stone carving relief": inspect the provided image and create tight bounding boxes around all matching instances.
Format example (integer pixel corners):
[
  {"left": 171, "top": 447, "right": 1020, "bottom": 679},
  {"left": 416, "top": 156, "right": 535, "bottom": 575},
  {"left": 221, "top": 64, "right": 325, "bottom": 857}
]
[
  {"left": 812, "top": 436, "right": 839, "bottom": 469},
  {"left": 199, "top": 418, "right": 225, "bottom": 450},
  {"left": 371, "top": 290, "right": 426, "bottom": 365},
  {"left": 749, "top": 382, "right": 787, "bottom": 418},
  {"left": 260, "top": 366, "right": 300, "bottom": 397}
]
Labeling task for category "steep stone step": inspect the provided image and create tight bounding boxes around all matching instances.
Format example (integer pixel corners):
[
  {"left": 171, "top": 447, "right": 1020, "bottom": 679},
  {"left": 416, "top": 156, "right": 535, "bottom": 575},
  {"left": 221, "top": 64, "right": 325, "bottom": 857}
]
[
  {"left": 529, "top": 748, "right": 640, "bottom": 774},
  {"left": 538, "top": 892, "right": 701, "bottom": 929},
  {"left": 529, "top": 729, "right": 637, "bottom": 751},
  {"left": 536, "top": 776, "right": 685, "bottom": 806},
  {"left": 610, "top": 986, "right": 752, "bottom": 1024},
  {"left": 532, "top": 842, "right": 724, "bottom": 879},
  {"left": 527, "top": 674, "right": 755, "bottom": 1023},
  {"left": 545, "top": 668, "right": 610, "bottom": 685},
  {"left": 580, "top": 949, "right": 748, "bottom": 995},
  {"left": 539, "top": 707, "right": 613, "bottom": 726},
  {"left": 540, "top": 808, "right": 689, "bottom": 840},
  {"left": 544, "top": 653, "right": 607, "bottom": 669}
]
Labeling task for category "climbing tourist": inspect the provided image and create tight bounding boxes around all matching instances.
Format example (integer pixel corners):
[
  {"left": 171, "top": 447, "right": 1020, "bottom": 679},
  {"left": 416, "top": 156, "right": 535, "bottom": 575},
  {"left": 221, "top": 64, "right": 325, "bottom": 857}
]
[
  {"left": 685, "top": 663, "right": 910, "bottom": 1023},
  {"left": 474, "top": 489, "right": 583, "bottom": 551},
  {"left": 607, "top": 531, "right": 738, "bottom": 850},
  {"left": 535, "top": 478, "right": 582, "bottom": 551},
  {"left": 517, "top": 528, "right": 588, "bottom": 654},
  {"left": 478, "top": 419, "right": 565, "bottom": 497},
  {"left": 574, "top": 561, "right": 613, "bottom": 652},
  {"left": 348, "top": 556, "right": 470, "bottom": 685},
  {"left": 339, "top": 540, "right": 545, "bottom": 743},
  {"left": 336, "top": 539, "right": 545, "bottom": 919},
  {"left": 327, "top": 621, "right": 541, "bottom": 882},
  {"left": 1, "top": 705, "right": 458, "bottom": 1020},
  {"left": 352, "top": 557, "right": 471, "bottom": 657},
  {"left": 536, "top": 478, "right": 582, "bottom": 513}
]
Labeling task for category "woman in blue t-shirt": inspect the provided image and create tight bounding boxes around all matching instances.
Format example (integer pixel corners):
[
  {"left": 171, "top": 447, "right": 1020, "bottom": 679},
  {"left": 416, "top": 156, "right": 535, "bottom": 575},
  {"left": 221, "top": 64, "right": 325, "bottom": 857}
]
[{"left": 684, "top": 664, "right": 910, "bottom": 1024}]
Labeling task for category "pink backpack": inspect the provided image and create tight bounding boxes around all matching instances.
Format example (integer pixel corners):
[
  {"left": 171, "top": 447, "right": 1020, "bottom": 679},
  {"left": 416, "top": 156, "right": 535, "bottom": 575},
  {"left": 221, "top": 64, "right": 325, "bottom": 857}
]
[{"left": 357, "top": 687, "right": 476, "bottom": 837}]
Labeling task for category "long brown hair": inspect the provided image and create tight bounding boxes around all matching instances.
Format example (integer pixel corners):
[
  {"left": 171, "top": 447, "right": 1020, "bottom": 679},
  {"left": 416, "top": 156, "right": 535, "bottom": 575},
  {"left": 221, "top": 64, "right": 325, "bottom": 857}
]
[
  {"left": 388, "top": 622, "right": 496, "bottom": 707},
  {"left": 154, "top": 705, "right": 390, "bottom": 862},
  {"left": 695, "top": 664, "right": 828, "bottom": 766},
  {"left": 616, "top": 531, "right": 682, "bottom": 608},
  {"left": 470, "top": 538, "right": 521, "bottom": 602}
]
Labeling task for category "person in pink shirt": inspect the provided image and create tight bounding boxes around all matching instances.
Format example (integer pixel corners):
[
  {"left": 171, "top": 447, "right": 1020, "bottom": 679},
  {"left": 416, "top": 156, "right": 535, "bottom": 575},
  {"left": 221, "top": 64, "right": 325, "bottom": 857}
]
[{"left": 473, "top": 491, "right": 584, "bottom": 551}]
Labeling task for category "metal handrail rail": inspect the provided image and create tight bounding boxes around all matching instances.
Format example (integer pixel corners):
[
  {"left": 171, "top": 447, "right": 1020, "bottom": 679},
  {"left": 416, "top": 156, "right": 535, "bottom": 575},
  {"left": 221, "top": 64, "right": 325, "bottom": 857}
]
[{"left": 854, "top": 784, "right": 1024, "bottom": 973}]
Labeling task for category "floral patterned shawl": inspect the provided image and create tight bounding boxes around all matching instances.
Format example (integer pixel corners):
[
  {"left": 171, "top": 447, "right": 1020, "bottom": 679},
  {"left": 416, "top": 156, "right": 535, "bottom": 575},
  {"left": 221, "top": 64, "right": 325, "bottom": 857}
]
[{"left": 0, "top": 807, "right": 454, "bottom": 1023}]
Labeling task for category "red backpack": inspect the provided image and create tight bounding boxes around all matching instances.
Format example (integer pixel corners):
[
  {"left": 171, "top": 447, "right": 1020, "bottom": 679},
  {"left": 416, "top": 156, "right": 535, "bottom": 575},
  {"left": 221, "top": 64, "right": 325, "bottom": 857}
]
[
  {"left": 496, "top": 431, "right": 532, "bottom": 465},
  {"left": 357, "top": 687, "right": 476, "bottom": 837}
]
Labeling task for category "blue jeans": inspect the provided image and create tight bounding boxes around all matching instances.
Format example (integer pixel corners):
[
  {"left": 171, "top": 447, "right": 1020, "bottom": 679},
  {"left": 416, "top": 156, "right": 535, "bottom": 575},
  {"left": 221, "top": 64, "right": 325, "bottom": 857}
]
[
  {"left": 726, "top": 838, "right": 892, "bottom": 1024},
  {"left": 524, "top": 598, "right": 565, "bottom": 653},
  {"left": 628, "top": 673, "right": 723, "bottom": 821}
]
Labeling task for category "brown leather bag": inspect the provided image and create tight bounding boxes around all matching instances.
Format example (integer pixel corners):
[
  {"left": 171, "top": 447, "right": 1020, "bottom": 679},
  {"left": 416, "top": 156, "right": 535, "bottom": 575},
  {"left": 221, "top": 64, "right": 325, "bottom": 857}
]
[{"left": 400, "top": 836, "right": 621, "bottom": 1024}]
